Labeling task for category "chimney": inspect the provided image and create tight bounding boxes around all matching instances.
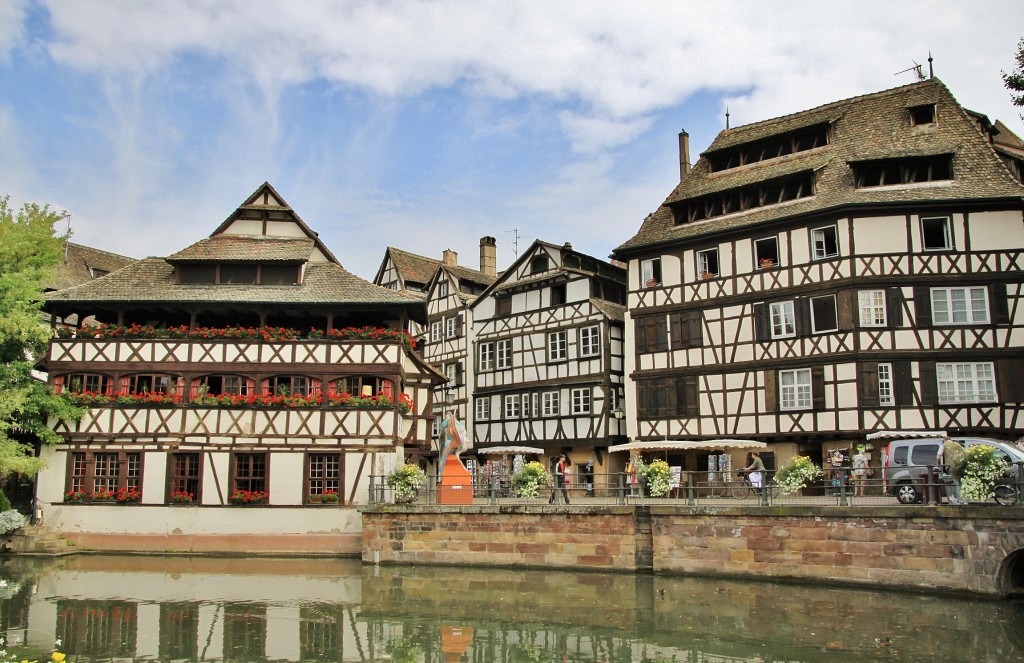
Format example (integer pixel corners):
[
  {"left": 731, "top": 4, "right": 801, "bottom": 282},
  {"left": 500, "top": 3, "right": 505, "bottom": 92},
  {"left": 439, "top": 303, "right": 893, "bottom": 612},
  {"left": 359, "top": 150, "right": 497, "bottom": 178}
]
[
  {"left": 678, "top": 129, "right": 691, "bottom": 180},
  {"left": 442, "top": 249, "right": 458, "bottom": 267},
  {"left": 479, "top": 236, "right": 496, "bottom": 277}
]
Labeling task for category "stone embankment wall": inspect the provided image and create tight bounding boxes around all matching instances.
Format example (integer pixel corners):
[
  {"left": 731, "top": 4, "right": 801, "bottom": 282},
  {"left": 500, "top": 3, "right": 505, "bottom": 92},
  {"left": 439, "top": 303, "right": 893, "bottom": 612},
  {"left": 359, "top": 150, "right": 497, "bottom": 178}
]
[{"left": 360, "top": 504, "right": 1024, "bottom": 595}]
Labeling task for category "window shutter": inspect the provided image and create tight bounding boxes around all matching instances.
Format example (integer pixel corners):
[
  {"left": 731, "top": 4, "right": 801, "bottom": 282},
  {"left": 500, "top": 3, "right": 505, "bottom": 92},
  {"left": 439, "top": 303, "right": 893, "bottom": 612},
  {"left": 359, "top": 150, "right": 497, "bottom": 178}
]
[
  {"left": 753, "top": 303, "right": 769, "bottom": 341},
  {"left": 918, "top": 361, "right": 937, "bottom": 405},
  {"left": 120, "top": 376, "right": 131, "bottom": 392},
  {"left": 894, "top": 361, "right": 913, "bottom": 405},
  {"left": 796, "top": 298, "right": 812, "bottom": 337},
  {"left": 455, "top": 362, "right": 464, "bottom": 386},
  {"left": 859, "top": 362, "right": 879, "bottom": 407},
  {"left": 688, "top": 311, "right": 703, "bottom": 348},
  {"left": 913, "top": 286, "right": 931, "bottom": 328},
  {"left": 990, "top": 282, "right": 1009, "bottom": 326},
  {"left": 998, "top": 359, "right": 1024, "bottom": 402},
  {"left": 670, "top": 313, "right": 684, "bottom": 350},
  {"left": 764, "top": 370, "right": 777, "bottom": 412},
  {"left": 655, "top": 317, "right": 668, "bottom": 351},
  {"left": 637, "top": 381, "right": 652, "bottom": 418},
  {"left": 837, "top": 290, "right": 855, "bottom": 330},
  {"left": 887, "top": 287, "right": 904, "bottom": 327},
  {"left": 811, "top": 365, "right": 826, "bottom": 410},
  {"left": 455, "top": 314, "right": 464, "bottom": 336},
  {"left": 52, "top": 375, "right": 65, "bottom": 393},
  {"left": 681, "top": 375, "right": 699, "bottom": 417},
  {"left": 636, "top": 317, "right": 652, "bottom": 353}
]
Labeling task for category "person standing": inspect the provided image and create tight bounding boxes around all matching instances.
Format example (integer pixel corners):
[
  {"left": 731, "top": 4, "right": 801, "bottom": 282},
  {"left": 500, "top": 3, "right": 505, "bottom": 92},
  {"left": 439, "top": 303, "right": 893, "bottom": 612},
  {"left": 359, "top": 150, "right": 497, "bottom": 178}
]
[
  {"left": 852, "top": 445, "right": 870, "bottom": 497},
  {"left": 742, "top": 451, "right": 766, "bottom": 494},
  {"left": 549, "top": 454, "right": 570, "bottom": 505}
]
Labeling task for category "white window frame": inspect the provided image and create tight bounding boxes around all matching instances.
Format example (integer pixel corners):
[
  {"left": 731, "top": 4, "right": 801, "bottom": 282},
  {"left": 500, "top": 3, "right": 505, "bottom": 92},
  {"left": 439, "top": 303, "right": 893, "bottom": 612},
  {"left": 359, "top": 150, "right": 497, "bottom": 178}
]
[
  {"left": 580, "top": 325, "right": 600, "bottom": 358},
  {"left": 931, "top": 287, "right": 989, "bottom": 325},
  {"left": 921, "top": 216, "right": 953, "bottom": 251},
  {"left": 641, "top": 258, "right": 661, "bottom": 288},
  {"left": 696, "top": 248, "right": 719, "bottom": 278},
  {"left": 504, "top": 394, "right": 520, "bottom": 419},
  {"left": 877, "top": 363, "right": 895, "bottom": 406},
  {"left": 478, "top": 343, "right": 495, "bottom": 371},
  {"left": 810, "top": 295, "right": 838, "bottom": 334},
  {"left": 937, "top": 362, "right": 996, "bottom": 404},
  {"left": 496, "top": 339, "right": 513, "bottom": 369},
  {"left": 431, "top": 321, "right": 442, "bottom": 343},
  {"left": 571, "top": 387, "right": 591, "bottom": 415},
  {"left": 779, "top": 368, "right": 812, "bottom": 411},
  {"left": 754, "top": 236, "right": 780, "bottom": 268},
  {"left": 431, "top": 416, "right": 441, "bottom": 439},
  {"left": 542, "top": 391, "right": 560, "bottom": 417},
  {"left": 858, "top": 289, "right": 887, "bottom": 327},
  {"left": 521, "top": 393, "right": 539, "bottom": 418},
  {"left": 445, "top": 363, "right": 457, "bottom": 385},
  {"left": 475, "top": 397, "right": 490, "bottom": 420},
  {"left": 548, "top": 330, "right": 568, "bottom": 361},
  {"left": 770, "top": 301, "right": 796, "bottom": 339},
  {"left": 810, "top": 225, "right": 839, "bottom": 260},
  {"left": 445, "top": 316, "right": 456, "bottom": 339},
  {"left": 438, "top": 281, "right": 449, "bottom": 297}
]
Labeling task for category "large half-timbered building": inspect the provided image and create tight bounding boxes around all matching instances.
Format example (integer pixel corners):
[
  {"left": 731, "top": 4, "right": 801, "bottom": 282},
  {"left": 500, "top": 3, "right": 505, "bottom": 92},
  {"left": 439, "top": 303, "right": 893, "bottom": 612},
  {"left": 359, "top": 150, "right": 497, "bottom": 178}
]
[
  {"left": 470, "top": 240, "right": 627, "bottom": 468},
  {"left": 37, "top": 183, "right": 440, "bottom": 553},
  {"left": 614, "top": 78, "right": 1024, "bottom": 471}
]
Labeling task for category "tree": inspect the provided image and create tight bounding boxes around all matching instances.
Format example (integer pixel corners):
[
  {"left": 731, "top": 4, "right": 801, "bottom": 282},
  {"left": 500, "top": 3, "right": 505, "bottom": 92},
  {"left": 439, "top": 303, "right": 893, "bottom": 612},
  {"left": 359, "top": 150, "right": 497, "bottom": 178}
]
[
  {"left": 1003, "top": 37, "right": 1024, "bottom": 119},
  {"left": 0, "top": 196, "right": 82, "bottom": 477}
]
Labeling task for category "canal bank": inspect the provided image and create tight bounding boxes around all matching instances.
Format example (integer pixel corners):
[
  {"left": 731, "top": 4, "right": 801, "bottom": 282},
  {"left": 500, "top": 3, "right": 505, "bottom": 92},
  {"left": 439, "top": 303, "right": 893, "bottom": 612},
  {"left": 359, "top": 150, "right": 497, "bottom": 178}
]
[{"left": 360, "top": 503, "right": 1024, "bottom": 597}]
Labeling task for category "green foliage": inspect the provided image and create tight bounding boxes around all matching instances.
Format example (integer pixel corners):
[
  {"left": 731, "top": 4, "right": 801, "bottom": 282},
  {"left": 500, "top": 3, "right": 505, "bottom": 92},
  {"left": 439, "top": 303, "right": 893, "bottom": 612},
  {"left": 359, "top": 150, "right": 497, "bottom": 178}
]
[
  {"left": 511, "top": 461, "right": 550, "bottom": 499},
  {"left": 0, "top": 489, "right": 10, "bottom": 512},
  {"left": 774, "top": 455, "right": 823, "bottom": 495},
  {"left": 384, "top": 635, "right": 424, "bottom": 663},
  {"left": 0, "top": 196, "right": 83, "bottom": 477},
  {"left": 959, "top": 445, "right": 1009, "bottom": 502},
  {"left": 942, "top": 441, "right": 968, "bottom": 481},
  {"left": 1003, "top": 36, "right": 1024, "bottom": 116},
  {"left": 386, "top": 463, "right": 426, "bottom": 499},
  {"left": 639, "top": 459, "right": 673, "bottom": 497}
]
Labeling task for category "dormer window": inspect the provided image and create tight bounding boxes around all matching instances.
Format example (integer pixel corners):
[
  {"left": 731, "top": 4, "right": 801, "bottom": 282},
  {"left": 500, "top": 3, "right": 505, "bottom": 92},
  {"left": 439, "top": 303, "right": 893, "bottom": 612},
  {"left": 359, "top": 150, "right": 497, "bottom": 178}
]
[
  {"left": 852, "top": 154, "right": 952, "bottom": 188},
  {"left": 438, "top": 281, "right": 449, "bottom": 297},
  {"left": 706, "top": 122, "right": 831, "bottom": 172},
  {"left": 178, "top": 263, "right": 300, "bottom": 285},
  {"left": 530, "top": 255, "right": 549, "bottom": 274},
  {"left": 675, "top": 171, "right": 816, "bottom": 224},
  {"left": 909, "top": 104, "right": 936, "bottom": 126}
]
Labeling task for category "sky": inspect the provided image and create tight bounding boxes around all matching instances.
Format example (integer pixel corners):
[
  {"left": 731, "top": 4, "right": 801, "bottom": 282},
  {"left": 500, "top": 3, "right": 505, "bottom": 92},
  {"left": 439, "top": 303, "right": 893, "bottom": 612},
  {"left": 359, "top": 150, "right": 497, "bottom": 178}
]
[{"left": 3, "top": 1, "right": 1024, "bottom": 281}]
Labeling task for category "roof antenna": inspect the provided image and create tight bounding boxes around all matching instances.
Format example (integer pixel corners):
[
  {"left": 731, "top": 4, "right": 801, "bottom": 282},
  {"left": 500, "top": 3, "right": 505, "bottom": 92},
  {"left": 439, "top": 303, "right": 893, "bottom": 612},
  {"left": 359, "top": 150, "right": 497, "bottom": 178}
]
[
  {"left": 57, "top": 213, "right": 72, "bottom": 261},
  {"left": 895, "top": 61, "right": 925, "bottom": 81},
  {"left": 725, "top": 106, "right": 730, "bottom": 130},
  {"left": 928, "top": 51, "right": 934, "bottom": 79},
  {"left": 505, "top": 228, "right": 520, "bottom": 262}
]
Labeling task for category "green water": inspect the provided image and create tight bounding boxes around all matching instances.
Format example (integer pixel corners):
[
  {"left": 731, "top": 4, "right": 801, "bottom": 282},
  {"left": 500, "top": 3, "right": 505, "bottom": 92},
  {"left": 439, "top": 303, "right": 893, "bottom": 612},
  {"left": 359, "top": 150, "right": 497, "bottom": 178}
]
[{"left": 0, "top": 555, "right": 1021, "bottom": 662}]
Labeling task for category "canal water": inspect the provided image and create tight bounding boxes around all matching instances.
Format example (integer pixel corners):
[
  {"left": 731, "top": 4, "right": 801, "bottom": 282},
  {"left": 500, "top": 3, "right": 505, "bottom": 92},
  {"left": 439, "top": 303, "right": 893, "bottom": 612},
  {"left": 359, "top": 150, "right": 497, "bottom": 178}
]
[{"left": 0, "top": 555, "right": 1022, "bottom": 662}]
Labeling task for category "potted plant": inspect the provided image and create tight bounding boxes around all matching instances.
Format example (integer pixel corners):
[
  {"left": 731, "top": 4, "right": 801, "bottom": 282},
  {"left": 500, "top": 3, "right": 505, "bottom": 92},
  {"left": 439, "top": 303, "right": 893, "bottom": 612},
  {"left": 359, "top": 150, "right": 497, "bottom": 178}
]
[
  {"left": 774, "top": 455, "right": 823, "bottom": 495},
  {"left": 700, "top": 270, "right": 714, "bottom": 280},
  {"left": 386, "top": 464, "right": 426, "bottom": 503},
  {"left": 511, "top": 461, "right": 550, "bottom": 499},
  {"left": 230, "top": 489, "right": 269, "bottom": 505},
  {"left": 638, "top": 459, "right": 673, "bottom": 497},
  {"left": 759, "top": 257, "right": 775, "bottom": 268},
  {"left": 308, "top": 490, "right": 340, "bottom": 504},
  {"left": 169, "top": 490, "right": 194, "bottom": 504},
  {"left": 958, "top": 444, "right": 1008, "bottom": 503}
]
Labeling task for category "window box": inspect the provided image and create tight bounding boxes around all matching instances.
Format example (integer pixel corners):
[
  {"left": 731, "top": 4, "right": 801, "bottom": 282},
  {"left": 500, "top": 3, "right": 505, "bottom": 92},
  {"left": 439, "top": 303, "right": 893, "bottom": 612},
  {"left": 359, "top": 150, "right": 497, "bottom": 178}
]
[
  {"left": 169, "top": 491, "right": 195, "bottom": 505},
  {"left": 229, "top": 490, "right": 269, "bottom": 505},
  {"left": 307, "top": 491, "right": 340, "bottom": 505}
]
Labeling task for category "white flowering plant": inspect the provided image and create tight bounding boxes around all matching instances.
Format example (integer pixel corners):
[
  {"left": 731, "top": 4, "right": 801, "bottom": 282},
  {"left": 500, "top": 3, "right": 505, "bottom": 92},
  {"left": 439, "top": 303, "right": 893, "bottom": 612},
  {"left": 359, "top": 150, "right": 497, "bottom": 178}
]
[
  {"left": 958, "top": 445, "right": 1009, "bottom": 503},
  {"left": 512, "top": 461, "right": 550, "bottom": 499},
  {"left": 639, "top": 459, "right": 673, "bottom": 497},
  {"left": 774, "top": 456, "right": 823, "bottom": 495},
  {"left": 386, "top": 464, "right": 427, "bottom": 501},
  {"left": 0, "top": 510, "right": 25, "bottom": 536}
]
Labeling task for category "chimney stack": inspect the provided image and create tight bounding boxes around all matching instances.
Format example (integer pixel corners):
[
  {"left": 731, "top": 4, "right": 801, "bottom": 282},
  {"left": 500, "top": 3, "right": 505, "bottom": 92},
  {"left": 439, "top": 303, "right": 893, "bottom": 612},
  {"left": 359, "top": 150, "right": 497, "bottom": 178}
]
[
  {"left": 679, "top": 129, "right": 691, "bottom": 180},
  {"left": 442, "top": 249, "right": 458, "bottom": 267},
  {"left": 479, "top": 236, "right": 496, "bottom": 277}
]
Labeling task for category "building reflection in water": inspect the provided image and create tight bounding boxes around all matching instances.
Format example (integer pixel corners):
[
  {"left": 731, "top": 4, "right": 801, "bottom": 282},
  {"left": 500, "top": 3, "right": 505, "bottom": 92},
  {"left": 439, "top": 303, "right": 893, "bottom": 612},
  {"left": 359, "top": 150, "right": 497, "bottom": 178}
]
[{"left": 0, "top": 555, "right": 1023, "bottom": 662}]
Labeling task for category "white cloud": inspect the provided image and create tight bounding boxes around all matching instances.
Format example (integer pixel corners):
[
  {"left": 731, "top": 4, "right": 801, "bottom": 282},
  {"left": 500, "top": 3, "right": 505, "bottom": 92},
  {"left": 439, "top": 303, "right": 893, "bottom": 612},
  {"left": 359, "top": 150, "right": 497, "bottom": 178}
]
[{"left": 0, "top": 0, "right": 28, "bottom": 63}]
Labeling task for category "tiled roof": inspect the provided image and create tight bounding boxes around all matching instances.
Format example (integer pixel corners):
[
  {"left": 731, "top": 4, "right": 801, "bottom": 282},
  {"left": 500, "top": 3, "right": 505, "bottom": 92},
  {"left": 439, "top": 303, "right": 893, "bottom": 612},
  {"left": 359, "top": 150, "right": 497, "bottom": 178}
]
[
  {"left": 47, "top": 242, "right": 137, "bottom": 291},
  {"left": 590, "top": 298, "right": 626, "bottom": 322},
  {"left": 388, "top": 248, "right": 442, "bottom": 286},
  {"left": 445, "top": 264, "right": 496, "bottom": 287},
  {"left": 43, "top": 258, "right": 427, "bottom": 307},
  {"left": 616, "top": 79, "right": 1024, "bottom": 253},
  {"left": 168, "top": 235, "right": 315, "bottom": 262}
]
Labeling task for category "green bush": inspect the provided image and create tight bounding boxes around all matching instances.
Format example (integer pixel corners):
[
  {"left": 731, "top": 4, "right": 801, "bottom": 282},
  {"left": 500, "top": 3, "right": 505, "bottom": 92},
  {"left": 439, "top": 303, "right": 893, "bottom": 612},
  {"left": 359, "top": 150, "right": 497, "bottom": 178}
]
[
  {"left": 774, "top": 455, "right": 823, "bottom": 495},
  {"left": 0, "top": 489, "right": 10, "bottom": 512},
  {"left": 511, "top": 461, "right": 550, "bottom": 499}
]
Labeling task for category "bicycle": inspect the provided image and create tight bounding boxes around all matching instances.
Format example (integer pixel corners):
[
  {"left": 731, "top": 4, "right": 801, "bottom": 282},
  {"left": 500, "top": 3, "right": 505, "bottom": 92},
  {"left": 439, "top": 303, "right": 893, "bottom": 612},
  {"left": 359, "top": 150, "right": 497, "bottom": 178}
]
[{"left": 729, "top": 473, "right": 779, "bottom": 499}]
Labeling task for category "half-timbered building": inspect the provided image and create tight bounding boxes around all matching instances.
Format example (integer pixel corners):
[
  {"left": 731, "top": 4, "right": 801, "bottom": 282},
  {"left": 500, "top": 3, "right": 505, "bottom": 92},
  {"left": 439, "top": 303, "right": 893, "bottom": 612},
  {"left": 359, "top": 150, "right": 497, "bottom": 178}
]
[
  {"left": 614, "top": 78, "right": 1024, "bottom": 473},
  {"left": 470, "top": 240, "right": 627, "bottom": 470},
  {"left": 37, "top": 182, "right": 440, "bottom": 553},
  {"left": 418, "top": 245, "right": 497, "bottom": 454}
]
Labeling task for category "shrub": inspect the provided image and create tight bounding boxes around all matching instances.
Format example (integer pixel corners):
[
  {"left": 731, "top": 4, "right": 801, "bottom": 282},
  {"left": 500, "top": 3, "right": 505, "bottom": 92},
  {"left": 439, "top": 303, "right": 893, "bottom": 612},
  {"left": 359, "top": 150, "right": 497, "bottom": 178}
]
[
  {"left": 639, "top": 459, "right": 673, "bottom": 497},
  {"left": 774, "top": 456, "right": 823, "bottom": 495},
  {"left": 511, "top": 461, "right": 550, "bottom": 499},
  {"left": 959, "top": 445, "right": 1008, "bottom": 502}
]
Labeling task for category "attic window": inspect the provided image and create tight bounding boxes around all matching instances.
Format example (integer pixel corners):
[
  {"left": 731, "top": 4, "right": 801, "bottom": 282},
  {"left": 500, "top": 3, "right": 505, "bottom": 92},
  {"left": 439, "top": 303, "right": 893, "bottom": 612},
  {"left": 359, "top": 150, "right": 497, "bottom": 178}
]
[
  {"left": 530, "top": 256, "right": 550, "bottom": 274},
  {"left": 178, "top": 263, "right": 300, "bottom": 285},
  {"left": 706, "top": 122, "right": 830, "bottom": 172},
  {"left": 909, "top": 104, "right": 936, "bottom": 126},
  {"left": 675, "top": 171, "right": 816, "bottom": 224},
  {"left": 852, "top": 154, "right": 952, "bottom": 188}
]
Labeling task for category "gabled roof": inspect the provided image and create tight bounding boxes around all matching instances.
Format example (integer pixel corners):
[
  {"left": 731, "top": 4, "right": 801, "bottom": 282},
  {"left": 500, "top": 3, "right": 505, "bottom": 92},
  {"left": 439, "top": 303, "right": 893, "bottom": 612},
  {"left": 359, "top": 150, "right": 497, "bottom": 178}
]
[
  {"left": 426, "top": 263, "right": 497, "bottom": 305},
  {"left": 376, "top": 247, "right": 442, "bottom": 289},
  {"left": 47, "top": 242, "right": 137, "bottom": 291},
  {"left": 616, "top": 79, "right": 1024, "bottom": 254},
  {"left": 168, "top": 236, "right": 314, "bottom": 262}
]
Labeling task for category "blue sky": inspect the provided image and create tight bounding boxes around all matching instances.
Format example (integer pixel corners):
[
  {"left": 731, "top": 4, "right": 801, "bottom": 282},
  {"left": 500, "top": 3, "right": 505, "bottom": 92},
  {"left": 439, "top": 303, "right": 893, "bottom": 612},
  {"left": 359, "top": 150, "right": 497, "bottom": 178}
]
[{"left": 3, "top": 1, "right": 1024, "bottom": 280}]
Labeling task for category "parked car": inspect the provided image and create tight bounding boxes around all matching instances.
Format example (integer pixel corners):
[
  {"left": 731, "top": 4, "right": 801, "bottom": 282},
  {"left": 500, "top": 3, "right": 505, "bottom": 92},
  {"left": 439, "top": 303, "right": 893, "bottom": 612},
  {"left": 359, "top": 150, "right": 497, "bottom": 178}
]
[{"left": 878, "top": 434, "right": 1024, "bottom": 504}]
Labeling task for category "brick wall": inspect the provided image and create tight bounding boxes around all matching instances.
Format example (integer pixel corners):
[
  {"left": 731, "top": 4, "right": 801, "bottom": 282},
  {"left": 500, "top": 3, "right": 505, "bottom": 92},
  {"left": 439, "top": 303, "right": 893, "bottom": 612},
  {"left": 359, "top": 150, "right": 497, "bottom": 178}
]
[{"left": 360, "top": 504, "right": 1024, "bottom": 595}]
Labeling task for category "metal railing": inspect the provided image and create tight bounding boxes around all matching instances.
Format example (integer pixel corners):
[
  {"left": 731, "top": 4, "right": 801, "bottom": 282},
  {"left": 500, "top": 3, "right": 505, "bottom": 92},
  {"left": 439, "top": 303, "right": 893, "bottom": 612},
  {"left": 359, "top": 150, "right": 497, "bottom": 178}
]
[{"left": 367, "top": 462, "right": 1024, "bottom": 507}]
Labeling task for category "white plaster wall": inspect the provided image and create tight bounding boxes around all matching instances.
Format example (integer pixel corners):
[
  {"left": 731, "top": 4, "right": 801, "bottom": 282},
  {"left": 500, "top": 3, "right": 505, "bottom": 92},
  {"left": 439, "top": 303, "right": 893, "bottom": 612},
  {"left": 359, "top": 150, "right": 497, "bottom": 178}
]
[
  {"left": 853, "top": 215, "right": 909, "bottom": 254},
  {"left": 969, "top": 210, "right": 1024, "bottom": 251}
]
